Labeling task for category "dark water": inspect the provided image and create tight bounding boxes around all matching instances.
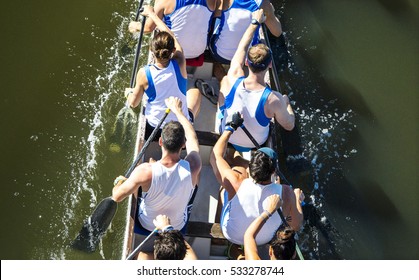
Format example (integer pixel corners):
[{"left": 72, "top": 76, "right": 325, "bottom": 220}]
[{"left": 0, "top": 0, "right": 417, "bottom": 260}]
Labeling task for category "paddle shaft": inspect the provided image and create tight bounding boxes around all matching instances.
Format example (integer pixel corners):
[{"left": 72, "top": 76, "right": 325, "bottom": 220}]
[
  {"left": 125, "top": 109, "right": 170, "bottom": 177},
  {"left": 262, "top": 24, "right": 282, "bottom": 93},
  {"left": 130, "top": 4, "right": 147, "bottom": 88},
  {"left": 260, "top": 29, "right": 305, "bottom": 260},
  {"left": 126, "top": 228, "right": 158, "bottom": 260},
  {"left": 134, "top": 0, "right": 145, "bottom": 21}
]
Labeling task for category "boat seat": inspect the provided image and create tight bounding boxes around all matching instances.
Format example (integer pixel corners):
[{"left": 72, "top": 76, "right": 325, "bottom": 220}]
[
  {"left": 185, "top": 221, "right": 225, "bottom": 240},
  {"left": 196, "top": 130, "right": 219, "bottom": 146}
]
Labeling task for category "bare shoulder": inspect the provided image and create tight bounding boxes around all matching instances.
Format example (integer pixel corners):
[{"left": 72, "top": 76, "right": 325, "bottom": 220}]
[
  {"left": 135, "top": 68, "right": 148, "bottom": 88},
  {"left": 185, "top": 151, "right": 202, "bottom": 173},
  {"left": 265, "top": 90, "right": 282, "bottom": 115},
  {"left": 132, "top": 162, "right": 153, "bottom": 180},
  {"left": 267, "top": 89, "right": 282, "bottom": 101},
  {"left": 137, "top": 67, "right": 146, "bottom": 80},
  {"left": 261, "top": 0, "right": 274, "bottom": 10},
  {"left": 155, "top": 0, "right": 172, "bottom": 14},
  {"left": 281, "top": 184, "right": 295, "bottom": 209}
]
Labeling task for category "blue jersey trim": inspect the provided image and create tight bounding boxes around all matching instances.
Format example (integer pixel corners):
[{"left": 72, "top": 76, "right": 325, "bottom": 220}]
[
  {"left": 255, "top": 87, "right": 272, "bottom": 127},
  {"left": 231, "top": 143, "right": 252, "bottom": 152},
  {"left": 172, "top": 60, "right": 187, "bottom": 95},
  {"left": 223, "top": 76, "right": 245, "bottom": 110},
  {"left": 230, "top": 0, "right": 260, "bottom": 11},
  {"left": 220, "top": 190, "right": 231, "bottom": 227},
  {"left": 144, "top": 65, "right": 157, "bottom": 102},
  {"left": 166, "top": 0, "right": 209, "bottom": 17}
]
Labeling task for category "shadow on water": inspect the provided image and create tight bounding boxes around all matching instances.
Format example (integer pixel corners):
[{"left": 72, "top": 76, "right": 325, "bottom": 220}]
[
  {"left": 374, "top": 0, "right": 414, "bottom": 17},
  {"left": 269, "top": 0, "right": 418, "bottom": 259},
  {"left": 267, "top": 32, "right": 345, "bottom": 259}
]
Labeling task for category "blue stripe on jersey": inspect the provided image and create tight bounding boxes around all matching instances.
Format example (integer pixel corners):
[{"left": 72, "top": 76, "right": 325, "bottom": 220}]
[
  {"left": 230, "top": 0, "right": 260, "bottom": 11},
  {"left": 163, "top": 15, "right": 172, "bottom": 29},
  {"left": 177, "top": 0, "right": 206, "bottom": 7},
  {"left": 223, "top": 76, "right": 245, "bottom": 110},
  {"left": 144, "top": 65, "right": 157, "bottom": 102},
  {"left": 172, "top": 60, "right": 187, "bottom": 95},
  {"left": 168, "top": 0, "right": 208, "bottom": 17},
  {"left": 255, "top": 87, "right": 272, "bottom": 127}
]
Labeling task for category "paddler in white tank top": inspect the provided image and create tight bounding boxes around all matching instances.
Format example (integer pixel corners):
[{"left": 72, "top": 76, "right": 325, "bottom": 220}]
[
  {"left": 129, "top": 0, "right": 217, "bottom": 66},
  {"left": 209, "top": 0, "right": 282, "bottom": 63},
  {"left": 210, "top": 116, "right": 303, "bottom": 251},
  {"left": 112, "top": 97, "right": 202, "bottom": 260},
  {"left": 125, "top": 6, "right": 201, "bottom": 136},
  {"left": 218, "top": 9, "right": 294, "bottom": 154}
]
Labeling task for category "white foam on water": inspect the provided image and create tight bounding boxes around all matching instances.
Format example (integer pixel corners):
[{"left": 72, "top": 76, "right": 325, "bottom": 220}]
[
  {"left": 283, "top": 14, "right": 359, "bottom": 258},
  {"left": 42, "top": 8, "right": 136, "bottom": 259}
]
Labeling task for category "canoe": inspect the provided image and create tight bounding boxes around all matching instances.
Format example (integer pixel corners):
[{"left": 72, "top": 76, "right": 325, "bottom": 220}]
[{"left": 120, "top": 26, "right": 294, "bottom": 260}]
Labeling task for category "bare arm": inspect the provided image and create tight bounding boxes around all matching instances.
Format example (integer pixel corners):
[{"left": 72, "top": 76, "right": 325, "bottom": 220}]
[
  {"left": 111, "top": 163, "right": 152, "bottom": 202},
  {"left": 244, "top": 194, "right": 282, "bottom": 260},
  {"left": 126, "top": 68, "right": 147, "bottom": 108},
  {"left": 266, "top": 92, "right": 295, "bottom": 131},
  {"left": 228, "top": 9, "right": 266, "bottom": 79},
  {"left": 281, "top": 186, "right": 304, "bottom": 231},
  {"left": 128, "top": 0, "right": 167, "bottom": 34},
  {"left": 165, "top": 97, "right": 201, "bottom": 186},
  {"left": 261, "top": 0, "right": 282, "bottom": 37},
  {"left": 209, "top": 131, "right": 243, "bottom": 199}
]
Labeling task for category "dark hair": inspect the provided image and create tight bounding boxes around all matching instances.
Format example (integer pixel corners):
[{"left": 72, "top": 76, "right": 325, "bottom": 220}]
[
  {"left": 249, "top": 150, "right": 275, "bottom": 183},
  {"left": 247, "top": 44, "right": 272, "bottom": 73},
  {"left": 270, "top": 227, "right": 296, "bottom": 260},
  {"left": 154, "top": 230, "right": 187, "bottom": 260},
  {"left": 161, "top": 121, "right": 185, "bottom": 153},
  {"left": 152, "top": 31, "right": 175, "bottom": 61}
]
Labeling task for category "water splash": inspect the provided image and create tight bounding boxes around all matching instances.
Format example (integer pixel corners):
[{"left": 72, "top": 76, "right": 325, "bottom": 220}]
[
  {"left": 280, "top": 6, "right": 358, "bottom": 259},
  {"left": 46, "top": 7, "right": 138, "bottom": 259}
]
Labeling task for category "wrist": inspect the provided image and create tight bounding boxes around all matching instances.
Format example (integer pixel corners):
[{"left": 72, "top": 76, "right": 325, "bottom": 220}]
[
  {"left": 261, "top": 210, "right": 273, "bottom": 220},
  {"left": 224, "top": 126, "right": 234, "bottom": 133},
  {"left": 162, "top": 225, "right": 174, "bottom": 232},
  {"left": 113, "top": 175, "right": 126, "bottom": 186},
  {"left": 125, "top": 88, "right": 134, "bottom": 99},
  {"left": 251, "top": 18, "right": 261, "bottom": 26}
]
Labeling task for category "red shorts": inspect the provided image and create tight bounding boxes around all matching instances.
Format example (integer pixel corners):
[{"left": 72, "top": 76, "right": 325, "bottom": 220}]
[{"left": 186, "top": 53, "right": 204, "bottom": 67}]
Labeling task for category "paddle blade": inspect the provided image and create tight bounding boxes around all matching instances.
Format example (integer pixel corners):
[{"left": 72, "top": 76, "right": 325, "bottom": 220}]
[
  {"left": 109, "top": 106, "right": 137, "bottom": 150},
  {"left": 71, "top": 197, "right": 117, "bottom": 253}
]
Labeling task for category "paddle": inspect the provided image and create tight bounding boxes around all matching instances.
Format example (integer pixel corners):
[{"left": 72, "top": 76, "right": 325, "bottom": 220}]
[
  {"left": 126, "top": 228, "right": 158, "bottom": 260},
  {"left": 239, "top": 123, "right": 305, "bottom": 260},
  {"left": 110, "top": 2, "right": 147, "bottom": 150},
  {"left": 261, "top": 24, "right": 310, "bottom": 175},
  {"left": 72, "top": 109, "right": 171, "bottom": 253}
]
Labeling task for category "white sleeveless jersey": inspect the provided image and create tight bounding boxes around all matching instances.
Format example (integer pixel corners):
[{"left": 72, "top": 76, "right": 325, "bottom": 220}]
[
  {"left": 220, "top": 76, "right": 272, "bottom": 149},
  {"left": 138, "top": 160, "right": 194, "bottom": 231},
  {"left": 164, "top": 0, "right": 213, "bottom": 59},
  {"left": 215, "top": 0, "right": 262, "bottom": 61},
  {"left": 221, "top": 179, "right": 283, "bottom": 245},
  {"left": 144, "top": 60, "right": 189, "bottom": 127}
]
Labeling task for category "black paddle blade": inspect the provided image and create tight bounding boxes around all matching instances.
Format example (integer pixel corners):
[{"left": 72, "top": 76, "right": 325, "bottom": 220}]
[
  {"left": 109, "top": 107, "right": 137, "bottom": 150},
  {"left": 71, "top": 197, "right": 117, "bottom": 253}
]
